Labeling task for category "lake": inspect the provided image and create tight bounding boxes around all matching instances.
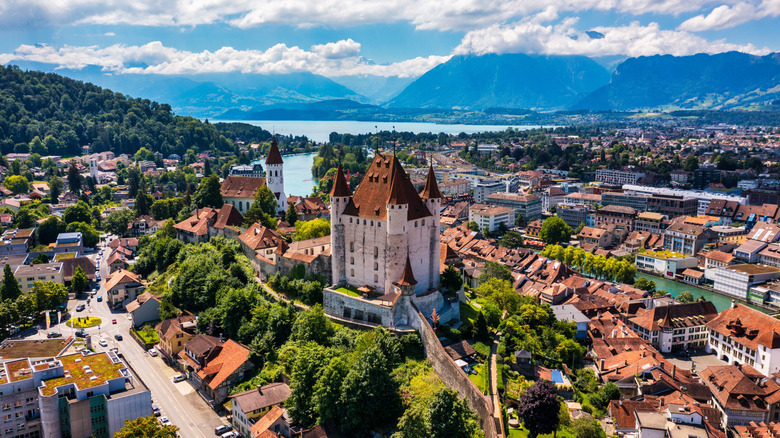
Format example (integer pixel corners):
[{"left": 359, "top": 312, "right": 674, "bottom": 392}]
[
  {"left": 220, "top": 120, "right": 550, "bottom": 143},
  {"left": 254, "top": 152, "right": 318, "bottom": 197}
]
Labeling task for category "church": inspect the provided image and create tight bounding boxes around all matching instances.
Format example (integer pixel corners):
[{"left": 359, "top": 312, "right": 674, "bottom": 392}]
[
  {"left": 324, "top": 153, "right": 458, "bottom": 329},
  {"left": 221, "top": 139, "right": 287, "bottom": 214}
]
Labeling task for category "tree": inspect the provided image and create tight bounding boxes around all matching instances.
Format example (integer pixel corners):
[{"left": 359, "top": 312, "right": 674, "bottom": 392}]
[
  {"left": 474, "top": 312, "right": 490, "bottom": 342},
  {"left": 135, "top": 188, "right": 153, "bottom": 217},
  {"left": 71, "top": 266, "right": 88, "bottom": 295},
  {"left": 340, "top": 346, "right": 401, "bottom": 435},
  {"left": 427, "top": 388, "right": 481, "bottom": 438},
  {"left": 115, "top": 416, "right": 179, "bottom": 438},
  {"left": 193, "top": 175, "right": 223, "bottom": 208},
  {"left": 291, "top": 305, "right": 334, "bottom": 345},
  {"left": 67, "top": 161, "right": 81, "bottom": 194},
  {"left": 515, "top": 213, "right": 526, "bottom": 227},
  {"left": 63, "top": 201, "right": 92, "bottom": 224},
  {"left": 478, "top": 261, "right": 513, "bottom": 283},
  {"left": 104, "top": 209, "right": 135, "bottom": 236},
  {"left": 3, "top": 175, "right": 29, "bottom": 194},
  {"left": 634, "top": 277, "right": 656, "bottom": 293},
  {"left": 1, "top": 264, "right": 21, "bottom": 301},
  {"left": 573, "top": 222, "right": 585, "bottom": 235},
  {"left": 38, "top": 216, "right": 65, "bottom": 245},
  {"left": 49, "top": 176, "right": 63, "bottom": 203},
  {"left": 66, "top": 222, "right": 99, "bottom": 247},
  {"left": 440, "top": 265, "right": 463, "bottom": 295},
  {"left": 288, "top": 343, "right": 331, "bottom": 427},
  {"left": 254, "top": 185, "right": 279, "bottom": 216},
  {"left": 286, "top": 203, "right": 299, "bottom": 225},
  {"left": 539, "top": 216, "right": 572, "bottom": 245},
  {"left": 294, "top": 219, "right": 330, "bottom": 241},
  {"left": 467, "top": 221, "right": 479, "bottom": 232},
  {"left": 499, "top": 231, "right": 524, "bottom": 249},
  {"left": 31, "top": 254, "right": 49, "bottom": 265},
  {"left": 477, "top": 278, "right": 519, "bottom": 315},
  {"left": 313, "top": 356, "right": 348, "bottom": 425},
  {"left": 570, "top": 418, "right": 606, "bottom": 438},
  {"left": 683, "top": 155, "right": 700, "bottom": 172},
  {"left": 32, "top": 281, "right": 68, "bottom": 311},
  {"left": 677, "top": 291, "right": 695, "bottom": 303},
  {"left": 518, "top": 380, "right": 561, "bottom": 438}
]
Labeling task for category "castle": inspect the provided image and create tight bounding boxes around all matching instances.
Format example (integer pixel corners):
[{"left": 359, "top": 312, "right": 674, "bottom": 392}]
[{"left": 324, "top": 153, "right": 458, "bottom": 328}]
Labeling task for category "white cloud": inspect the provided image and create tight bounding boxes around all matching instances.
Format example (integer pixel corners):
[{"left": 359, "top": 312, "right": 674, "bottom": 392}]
[
  {"left": 0, "top": 0, "right": 752, "bottom": 31},
  {"left": 104, "top": 32, "right": 116, "bottom": 36},
  {"left": 679, "top": 0, "right": 780, "bottom": 31},
  {"left": 0, "top": 40, "right": 450, "bottom": 78},
  {"left": 454, "top": 17, "right": 770, "bottom": 57}
]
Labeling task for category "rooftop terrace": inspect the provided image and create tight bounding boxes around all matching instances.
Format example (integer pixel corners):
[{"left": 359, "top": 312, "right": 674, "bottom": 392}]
[{"left": 40, "top": 352, "right": 124, "bottom": 397}]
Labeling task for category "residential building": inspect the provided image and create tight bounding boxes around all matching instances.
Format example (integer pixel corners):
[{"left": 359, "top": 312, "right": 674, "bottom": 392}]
[
  {"left": 484, "top": 192, "right": 542, "bottom": 221},
  {"left": 53, "top": 232, "right": 84, "bottom": 255},
  {"left": 699, "top": 364, "right": 780, "bottom": 428},
  {"left": 469, "top": 204, "right": 515, "bottom": 233},
  {"left": 437, "top": 179, "right": 470, "bottom": 196},
  {"left": 670, "top": 169, "right": 692, "bottom": 185},
  {"left": 0, "top": 229, "right": 33, "bottom": 256},
  {"left": 286, "top": 196, "right": 329, "bottom": 221},
  {"left": 704, "top": 250, "right": 736, "bottom": 282},
  {"left": 629, "top": 302, "right": 718, "bottom": 353},
  {"left": 711, "top": 225, "right": 747, "bottom": 246},
  {"left": 250, "top": 405, "right": 290, "bottom": 438},
  {"left": 734, "top": 240, "right": 769, "bottom": 264},
  {"left": 692, "top": 167, "right": 720, "bottom": 190},
  {"left": 230, "top": 383, "right": 291, "bottom": 438},
  {"left": 238, "top": 223, "right": 285, "bottom": 264},
  {"left": 14, "top": 263, "right": 64, "bottom": 293},
  {"left": 635, "top": 212, "right": 665, "bottom": 234},
  {"left": 647, "top": 195, "right": 698, "bottom": 218},
  {"left": 104, "top": 269, "right": 144, "bottom": 308},
  {"left": 125, "top": 291, "right": 160, "bottom": 327},
  {"left": 155, "top": 314, "right": 197, "bottom": 366},
  {"left": 735, "top": 422, "right": 780, "bottom": 438},
  {"left": 539, "top": 186, "right": 566, "bottom": 212},
  {"left": 551, "top": 305, "right": 590, "bottom": 339},
  {"left": 37, "top": 351, "right": 152, "bottom": 438},
  {"left": 595, "top": 169, "right": 645, "bottom": 185},
  {"left": 635, "top": 250, "right": 699, "bottom": 279},
  {"left": 760, "top": 244, "right": 780, "bottom": 268},
  {"left": 663, "top": 222, "right": 718, "bottom": 256},
  {"left": 473, "top": 181, "right": 505, "bottom": 203},
  {"left": 174, "top": 208, "right": 218, "bottom": 244},
  {"left": 713, "top": 264, "right": 780, "bottom": 301},
  {"left": 221, "top": 176, "right": 267, "bottom": 214},
  {"left": 229, "top": 163, "right": 264, "bottom": 178},
  {"left": 179, "top": 335, "right": 222, "bottom": 373},
  {"left": 595, "top": 205, "right": 637, "bottom": 232},
  {"left": 130, "top": 215, "right": 165, "bottom": 236},
  {"left": 707, "top": 304, "right": 780, "bottom": 376},
  {"left": 557, "top": 204, "right": 593, "bottom": 229},
  {"left": 192, "top": 340, "right": 253, "bottom": 406},
  {"left": 562, "top": 192, "right": 601, "bottom": 207},
  {"left": 621, "top": 184, "right": 745, "bottom": 216},
  {"left": 578, "top": 227, "right": 612, "bottom": 249}
]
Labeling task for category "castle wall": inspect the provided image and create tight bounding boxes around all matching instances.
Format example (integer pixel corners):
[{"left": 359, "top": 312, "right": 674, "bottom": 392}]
[{"left": 323, "top": 288, "right": 394, "bottom": 326}]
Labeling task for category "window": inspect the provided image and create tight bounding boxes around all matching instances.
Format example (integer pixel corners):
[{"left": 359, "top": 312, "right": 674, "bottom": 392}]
[
  {"left": 350, "top": 269, "right": 354, "bottom": 277},
  {"left": 350, "top": 257, "right": 354, "bottom": 265},
  {"left": 374, "top": 262, "right": 378, "bottom": 271},
  {"left": 350, "top": 242, "right": 354, "bottom": 252},
  {"left": 374, "top": 247, "right": 378, "bottom": 258}
]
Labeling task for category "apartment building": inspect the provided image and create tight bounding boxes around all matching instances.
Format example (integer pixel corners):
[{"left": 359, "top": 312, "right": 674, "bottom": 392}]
[
  {"left": 485, "top": 192, "right": 542, "bottom": 221},
  {"left": 14, "top": 263, "right": 64, "bottom": 293},
  {"left": 663, "top": 222, "right": 718, "bottom": 256},
  {"left": 557, "top": 204, "right": 594, "bottom": 229},
  {"left": 700, "top": 364, "right": 780, "bottom": 428},
  {"left": 469, "top": 204, "right": 515, "bottom": 233},
  {"left": 595, "top": 205, "right": 637, "bottom": 232},
  {"left": 647, "top": 195, "right": 698, "bottom": 218},
  {"left": 0, "top": 229, "right": 33, "bottom": 256},
  {"left": 634, "top": 212, "right": 665, "bottom": 234},
  {"left": 601, "top": 192, "right": 650, "bottom": 211},
  {"left": 706, "top": 304, "right": 780, "bottom": 376},
  {"left": 713, "top": 264, "right": 780, "bottom": 300},
  {"left": 473, "top": 181, "right": 506, "bottom": 203},
  {"left": 635, "top": 250, "right": 698, "bottom": 279},
  {"left": 703, "top": 250, "right": 736, "bottom": 281},
  {"left": 629, "top": 301, "right": 718, "bottom": 353},
  {"left": 595, "top": 169, "right": 645, "bottom": 185}
]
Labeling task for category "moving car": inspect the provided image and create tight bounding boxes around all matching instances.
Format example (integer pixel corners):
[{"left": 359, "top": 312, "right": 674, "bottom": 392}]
[
  {"left": 76, "top": 304, "right": 85, "bottom": 312},
  {"left": 46, "top": 332, "right": 62, "bottom": 338},
  {"left": 112, "top": 319, "right": 117, "bottom": 324},
  {"left": 98, "top": 339, "right": 108, "bottom": 347},
  {"left": 75, "top": 330, "right": 86, "bottom": 337},
  {"left": 114, "top": 334, "right": 122, "bottom": 341},
  {"left": 172, "top": 374, "right": 186, "bottom": 383},
  {"left": 96, "top": 296, "right": 102, "bottom": 302}
]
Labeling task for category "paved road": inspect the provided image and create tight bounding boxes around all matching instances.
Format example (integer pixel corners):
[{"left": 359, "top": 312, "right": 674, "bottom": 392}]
[{"left": 37, "top": 235, "right": 226, "bottom": 437}]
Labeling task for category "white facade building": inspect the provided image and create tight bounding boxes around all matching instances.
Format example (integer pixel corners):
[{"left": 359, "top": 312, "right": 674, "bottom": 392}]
[
  {"left": 469, "top": 204, "right": 515, "bottom": 233},
  {"left": 712, "top": 264, "right": 780, "bottom": 300},
  {"left": 264, "top": 139, "right": 287, "bottom": 213},
  {"left": 707, "top": 304, "right": 780, "bottom": 377}
]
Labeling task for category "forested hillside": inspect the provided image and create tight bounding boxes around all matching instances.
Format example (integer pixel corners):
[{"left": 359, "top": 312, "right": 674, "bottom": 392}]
[{"left": 0, "top": 65, "right": 239, "bottom": 157}]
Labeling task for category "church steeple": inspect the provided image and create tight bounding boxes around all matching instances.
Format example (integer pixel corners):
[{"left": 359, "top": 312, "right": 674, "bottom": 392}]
[
  {"left": 420, "top": 165, "right": 442, "bottom": 199},
  {"left": 265, "top": 137, "right": 284, "bottom": 165}
]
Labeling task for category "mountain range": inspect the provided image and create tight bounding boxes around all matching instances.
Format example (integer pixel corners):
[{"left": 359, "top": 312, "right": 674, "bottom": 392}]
[{"left": 10, "top": 51, "right": 780, "bottom": 118}]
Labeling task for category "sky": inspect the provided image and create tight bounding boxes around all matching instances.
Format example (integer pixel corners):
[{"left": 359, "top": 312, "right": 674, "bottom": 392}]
[{"left": 0, "top": 0, "right": 779, "bottom": 79}]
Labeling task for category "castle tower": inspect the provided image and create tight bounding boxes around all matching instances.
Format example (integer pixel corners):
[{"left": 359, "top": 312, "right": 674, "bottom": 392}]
[
  {"left": 395, "top": 255, "right": 418, "bottom": 296},
  {"left": 89, "top": 158, "right": 98, "bottom": 182},
  {"left": 329, "top": 164, "right": 351, "bottom": 285},
  {"left": 385, "top": 159, "right": 411, "bottom": 293},
  {"left": 265, "top": 138, "right": 287, "bottom": 214},
  {"left": 420, "top": 165, "right": 442, "bottom": 290}
]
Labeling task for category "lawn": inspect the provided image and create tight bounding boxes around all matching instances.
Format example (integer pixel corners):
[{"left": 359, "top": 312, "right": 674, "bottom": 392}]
[
  {"left": 460, "top": 301, "right": 480, "bottom": 326},
  {"left": 335, "top": 285, "right": 361, "bottom": 297},
  {"left": 468, "top": 363, "right": 488, "bottom": 393},
  {"left": 66, "top": 317, "right": 102, "bottom": 328},
  {"left": 132, "top": 326, "right": 159, "bottom": 344}
]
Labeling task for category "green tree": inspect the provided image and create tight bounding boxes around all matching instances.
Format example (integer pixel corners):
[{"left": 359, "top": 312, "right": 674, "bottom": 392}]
[
  {"left": 294, "top": 219, "right": 330, "bottom": 241},
  {"left": 518, "top": 380, "right": 560, "bottom": 438},
  {"left": 193, "top": 175, "right": 223, "bottom": 208},
  {"left": 539, "top": 216, "right": 572, "bottom": 245},
  {"left": 476, "top": 278, "right": 519, "bottom": 315},
  {"left": 63, "top": 201, "right": 92, "bottom": 224},
  {"left": 573, "top": 222, "right": 585, "bottom": 235},
  {"left": 313, "top": 356, "right": 348, "bottom": 425},
  {"left": 49, "top": 176, "right": 63, "bottom": 203},
  {"left": 427, "top": 388, "right": 481, "bottom": 438},
  {"left": 115, "top": 416, "right": 179, "bottom": 438},
  {"left": 66, "top": 222, "right": 99, "bottom": 247},
  {"left": 1, "top": 264, "right": 21, "bottom": 301},
  {"left": 254, "top": 185, "right": 279, "bottom": 216},
  {"left": 71, "top": 266, "right": 88, "bottom": 295},
  {"left": 104, "top": 209, "right": 135, "bottom": 236},
  {"left": 634, "top": 277, "right": 656, "bottom": 293},
  {"left": 677, "top": 291, "right": 695, "bottom": 303},
  {"left": 683, "top": 155, "right": 700, "bottom": 172},
  {"left": 287, "top": 343, "right": 331, "bottom": 427},
  {"left": 291, "top": 305, "right": 334, "bottom": 345},
  {"left": 340, "top": 346, "right": 401, "bottom": 435},
  {"left": 440, "top": 265, "right": 463, "bottom": 295},
  {"left": 38, "top": 216, "right": 65, "bottom": 245},
  {"left": 474, "top": 311, "right": 490, "bottom": 342},
  {"left": 32, "top": 281, "right": 68, "bottom": 311},
  {"left": 31, "top": 254, "right": 50, "bottom": 265},
  {"left": 499, "top": 230, "right": 524, "bottom": 249},
  {"left": 67, "top": 161, "right": 81, "bottom": 194},
  {"left": 13, "top": 208, "right": 35, "bottom": 228},
  {"left": 135, "top": 189, "right": 153, "bottom": 217},
  {"left": 467, "top": 221, "right": 479, "bottom": 232},
  {"left": 478, "top": 261, "right": 513, "bottom": 283},
  {"left": 570, "top": 418, "right": 606, "bottom": 438},
  {"left": 285, "top": 203, "right": 299, "bottom": 225},
  {"left": 3, "top": 175, "right": 29, "bottom": 194}
]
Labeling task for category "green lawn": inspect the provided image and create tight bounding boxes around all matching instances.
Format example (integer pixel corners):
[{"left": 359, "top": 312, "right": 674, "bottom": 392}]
[
  {"left": 132, "top": 326, "right": 160, "bottom": 344},
  {"left": 335, "top": 285, "right": 361, "bottom": 297},
  {"left": 460, "top": 301, "right": 480, "bottom": 326},
  {"left": 468, "top": 364, "right": 488, "bottom": 393},
  {"left": 66, "top": 317, "right": 102, "bottom": 328}
]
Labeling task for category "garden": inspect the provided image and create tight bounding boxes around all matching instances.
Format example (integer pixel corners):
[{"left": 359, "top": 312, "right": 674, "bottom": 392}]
[{"left": 66, "top": 316, "right": 102, "bottom": 328}]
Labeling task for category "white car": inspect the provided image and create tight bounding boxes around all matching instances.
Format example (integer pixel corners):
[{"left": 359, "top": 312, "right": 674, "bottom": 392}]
[
  {"left": 160, "top": 417, "right": 171, "bottom": 426},
  {"left": 98, "top": 339, "right": 108, "bottom": 347},
  {"left": 148, "top": 348, "right": 159, "bottom": 357},
  {"left": 172, "top": 374, "right": 186, "bottom": 383}
]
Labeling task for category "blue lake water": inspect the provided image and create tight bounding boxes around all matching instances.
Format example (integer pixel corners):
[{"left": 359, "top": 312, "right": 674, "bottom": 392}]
[{"left": 220, "top": 119, "right": 549, "bottom": 143}]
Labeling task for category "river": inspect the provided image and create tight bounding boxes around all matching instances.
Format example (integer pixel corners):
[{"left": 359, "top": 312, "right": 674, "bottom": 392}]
[
  {"left": 221, "top": 120, "right": 550, "bottom": 143},
  {"left": 635, "top": 272, "right": 769, "bottom": 313}
]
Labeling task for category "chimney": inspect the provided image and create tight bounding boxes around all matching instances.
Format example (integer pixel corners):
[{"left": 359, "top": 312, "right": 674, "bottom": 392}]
[
  {"left": 731, "top": 299, "right": 736, "bottom": 309},
  {"left": 600, "top": 358, "right": 605, "bottom": 371},
  {"left": 672, "top": 364, "right": 676, "bottom": 380}
]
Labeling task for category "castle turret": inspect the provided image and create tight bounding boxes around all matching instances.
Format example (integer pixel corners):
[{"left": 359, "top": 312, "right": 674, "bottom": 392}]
[
  {"left": 420, "top": 165, "right": 442, "bottom": 291},
  {"left": 265, "top": 138, "right": 287, "bottom": 213},
  {"left": 330, "top": 164, "right": 351, "bottom": 285},
  {"left": 395, "top": 254, "right": 418, "bottom": 296}
]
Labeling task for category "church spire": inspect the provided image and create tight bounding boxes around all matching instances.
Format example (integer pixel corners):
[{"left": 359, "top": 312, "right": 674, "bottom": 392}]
[
  {"left": 265, "top": 137, "right": 284, "bottom": 165},
  {"left": 330, "top": 164, "right": 351, "bottom": 197},
  {"left": 420, "top": 165, "right": 442, "bottom": 199}
]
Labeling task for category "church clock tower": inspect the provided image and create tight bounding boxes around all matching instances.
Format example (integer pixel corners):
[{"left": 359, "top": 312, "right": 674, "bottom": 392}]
[{"left": 265, "top": 138, "right": 287, "bottom": 213}]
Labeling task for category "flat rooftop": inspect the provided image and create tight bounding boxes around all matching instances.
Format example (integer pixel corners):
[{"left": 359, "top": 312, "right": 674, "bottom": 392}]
[
  {"left": 40, "top": 352, "right": 124, "bottom": 396},
  {"left": 726, "top": 264, "right": 780, "bottom": 275},
  {"left": 639, "top": 250, "right": 690, "bottom": 260},
  {"left": 0, "top": 339, "right": 69, "bottom": 359}
]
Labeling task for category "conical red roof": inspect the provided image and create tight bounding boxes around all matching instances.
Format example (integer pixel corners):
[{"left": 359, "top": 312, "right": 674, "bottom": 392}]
[
  {"left": 330, "top": 164, "right": 351, "bottom": 197},
  {"left": 420, "top": 165, "right": 442, "bottom": 199},
  {"left": 387, "top": 158, "right": 411, "bottom": 205},
  {"left": 265, "top": 138, "right": 284, "bottom": 165},
  {"left": 397, "top": 255, "right": 418, "bottom": 287}
]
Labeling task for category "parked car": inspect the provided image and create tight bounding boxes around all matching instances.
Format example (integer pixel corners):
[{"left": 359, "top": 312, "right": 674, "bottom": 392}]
[
  {"left": 47, "top": 332, "right": 62, "bottom": 338},
  {"left": 148, "top": 348, "right": 159, "bottom": 357},
  {"left": 114, "top": 334, "right": 123, "bottom": 341},
  {"left": 172, "top": 374, "right": 186, "bottom": 383},
  {"left": 214, "top": 425, "right": 232, "bottom": 435},
  {"left": 98, "top": 339, "right": 108, "bottom": 347},
  {"left": 221, "top": 432, "right": 239, "bottom": 438},
  {"left": 75, "top": 330, "right": 86, "bottom": 338},
  {"left": 160, "top": 417, "right": 171, "bottom": 426},
  {"left": 152, "top": 405, "right": 161, "bottom": 417}
]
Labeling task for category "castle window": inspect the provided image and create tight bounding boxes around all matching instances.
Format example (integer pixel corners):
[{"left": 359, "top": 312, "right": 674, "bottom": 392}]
[
  {"left": 422, "top": 219, "right": 425, "bottom": 226},
  {"left": 414, "top": 221, "right": 418, "bottom": 227},
  {"left": 350, "top": 242, "right": 354, "bottom": 251},
  {"left": 350, "top": 269, "right": 354, "bottom": 277},
  {"left": 374, "top": 247, "right": 378, "bottom": 258},
  {"left": 370, "top": 221, "right": 374, "bottom": 226},
  {"left": 239, "top": 201, "right": 243, "bottom": 210},
  {"left": 350, "top": 218, "right": 353, "bottom": 223},
  {"left": 374, "top": 262, "right": 378, "bottom": 271},
  {"left": 350, "top": 257, "right": 354, "bottom": 265},
  {"left": 364, "top": 219, "right": 367, "bottom": 225},
  {"left": 374, "top": 274, "right": 378, "bottom": 282}
]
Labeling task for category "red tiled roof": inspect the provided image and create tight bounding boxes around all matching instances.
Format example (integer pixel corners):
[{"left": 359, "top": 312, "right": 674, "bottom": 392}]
[
  {"left": 239, "top": 223, "right": 284, "bottom": 251},
  {"left": 214, "top": 203, "right": 244, "bottom": 229},
  {"left": 330, "top": 164, "right": 351, "bottom": 197},
  {"left": 630, "top": 301, "right": 717, "bottom": 332},
  {"left": 251, "top": 405, "right": 285, "bottom": 437},
  {"left": 396, "top": 255, "right": 418, "bottom": 286},
  {"left": 707, "top": 304, "right": 780, "bottom": 350},
  {"left": 174, "top": 208, "right": 217, "bottom": 236},
  {"left": 265, "top": 138, "right": 283, "bottom": 165},
  {"left": 221, "top": 176, "right": 267, "bottom": 199},
  {"left": 700, "top": 364, "right": 780, "bottom": 412},
  {"left": 197, "top": 339, "right": 251, "bottom": 390},
  {"left": 104, "top": 269, "right": 142, "bottom": 292},
  {"left": 419, "top": 166, "right": 442, "bottom": 199}
]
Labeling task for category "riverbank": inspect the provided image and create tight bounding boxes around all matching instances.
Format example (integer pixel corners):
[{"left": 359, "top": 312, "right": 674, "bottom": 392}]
[{"left": 635, "top": 272, "right": 772, "bottom": 314}]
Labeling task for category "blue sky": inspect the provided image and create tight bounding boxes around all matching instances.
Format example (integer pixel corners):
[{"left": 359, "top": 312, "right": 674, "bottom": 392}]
[{"left": 1, "top": 0, "right": 778, "bottom": 79}]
